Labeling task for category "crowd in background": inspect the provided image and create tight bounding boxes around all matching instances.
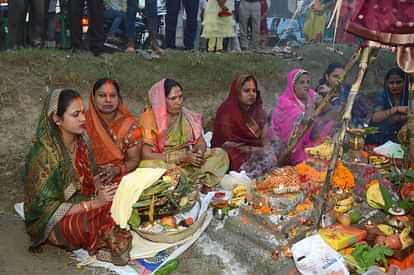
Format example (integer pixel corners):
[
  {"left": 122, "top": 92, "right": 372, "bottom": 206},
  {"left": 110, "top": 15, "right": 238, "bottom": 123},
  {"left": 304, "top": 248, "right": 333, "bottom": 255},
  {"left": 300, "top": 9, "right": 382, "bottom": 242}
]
[{"left": 0, "top": 0, "right": 352, "bottom": 56}]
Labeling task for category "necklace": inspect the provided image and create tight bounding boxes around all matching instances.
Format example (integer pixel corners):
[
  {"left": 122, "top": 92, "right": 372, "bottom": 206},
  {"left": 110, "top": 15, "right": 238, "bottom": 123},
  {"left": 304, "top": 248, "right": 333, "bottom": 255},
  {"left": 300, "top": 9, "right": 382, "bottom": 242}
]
[{"left": 65, "top": 141, "right": 77, "bottom": 156}]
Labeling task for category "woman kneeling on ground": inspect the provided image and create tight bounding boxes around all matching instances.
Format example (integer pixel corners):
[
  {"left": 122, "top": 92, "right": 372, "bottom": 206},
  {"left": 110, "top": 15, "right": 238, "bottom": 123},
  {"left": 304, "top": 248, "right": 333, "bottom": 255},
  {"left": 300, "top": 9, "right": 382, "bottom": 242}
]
[
  {"left": 85, "top": 78, "right": 142, "bottom": 186},
  {"left": 139, "top": 79, "right": 229, "bottom": 187},
  {"left": 212, "top": 74, "right": 269, "bottom": 171},
  {"left": 24, "top": 89, "right": 131, "bottom": 265}
]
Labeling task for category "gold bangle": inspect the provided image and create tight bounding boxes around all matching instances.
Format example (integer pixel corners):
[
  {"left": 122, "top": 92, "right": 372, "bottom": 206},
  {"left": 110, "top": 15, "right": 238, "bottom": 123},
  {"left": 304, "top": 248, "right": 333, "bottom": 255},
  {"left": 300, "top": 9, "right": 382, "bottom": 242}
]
[{"left": 81, "top": 201, "right": 89, "bottom": 212}]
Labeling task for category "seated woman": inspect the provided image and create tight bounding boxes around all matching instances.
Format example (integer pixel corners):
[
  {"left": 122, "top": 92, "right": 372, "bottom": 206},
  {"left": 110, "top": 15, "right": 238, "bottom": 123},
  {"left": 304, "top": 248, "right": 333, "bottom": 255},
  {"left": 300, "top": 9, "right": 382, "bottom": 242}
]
[
  {"left": 24, "top": 89, "right": 131, "bottom": 265},
  {"left": 316, "top": 62, "right": 368, "bottom": 127},
  {"left": 85, "top": 79, "right": 142, "bottom": 185},
  {"left": 212, "top": 74, "right": 268, "bottom": 171},
  {"left": 366, "top": 67, "right": 409, "bottom": 145},
  {"left": 139, "top": 79, "right": 229, "bottom": 187},
  {"left": 271, "top": 69, "right": 333, "bottom": 165}
]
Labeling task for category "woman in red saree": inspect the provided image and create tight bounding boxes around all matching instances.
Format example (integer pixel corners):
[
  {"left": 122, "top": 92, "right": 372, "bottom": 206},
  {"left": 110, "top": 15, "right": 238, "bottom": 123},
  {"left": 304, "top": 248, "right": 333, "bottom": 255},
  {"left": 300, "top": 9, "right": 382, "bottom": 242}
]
[
  {"left": 85, "top": 79, "right": 142, "bottom": 186},
  {"left": 24, "top": 89, "right": 131, "bottom": 265},
  {"left": 212, "top": 74, "right": 268, "bottom": 171}
]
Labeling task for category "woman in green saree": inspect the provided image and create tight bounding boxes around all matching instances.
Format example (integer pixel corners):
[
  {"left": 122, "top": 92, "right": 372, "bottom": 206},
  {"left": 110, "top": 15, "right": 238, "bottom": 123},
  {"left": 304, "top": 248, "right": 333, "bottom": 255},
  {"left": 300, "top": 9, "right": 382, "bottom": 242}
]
[
  {"left": 24, "top": 89, "right": 131, "bottom": 265},
  {"left": 139, "top": 79, "right": 229, "bottom": 187}
]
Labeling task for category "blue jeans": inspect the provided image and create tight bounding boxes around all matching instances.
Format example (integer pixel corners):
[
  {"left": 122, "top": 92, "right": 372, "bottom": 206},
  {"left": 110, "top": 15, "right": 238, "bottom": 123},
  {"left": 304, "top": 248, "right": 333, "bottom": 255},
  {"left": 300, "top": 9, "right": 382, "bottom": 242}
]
[{"left": 104, "top": 8, "right": 126, "bottom": 36}]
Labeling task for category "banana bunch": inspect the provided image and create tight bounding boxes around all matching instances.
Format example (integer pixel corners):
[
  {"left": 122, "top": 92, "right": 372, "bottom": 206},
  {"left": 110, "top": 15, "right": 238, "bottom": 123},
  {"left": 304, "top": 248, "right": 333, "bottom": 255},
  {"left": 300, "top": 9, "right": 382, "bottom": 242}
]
[
  {"left": 334, "top": 196, "right": 353, "bottom": 213},
  {"left": 305, "top": 140, "right": 334, "bottom": 160},
  {"left": 230, "top": 185, "right": 247, "bottom": 207}
]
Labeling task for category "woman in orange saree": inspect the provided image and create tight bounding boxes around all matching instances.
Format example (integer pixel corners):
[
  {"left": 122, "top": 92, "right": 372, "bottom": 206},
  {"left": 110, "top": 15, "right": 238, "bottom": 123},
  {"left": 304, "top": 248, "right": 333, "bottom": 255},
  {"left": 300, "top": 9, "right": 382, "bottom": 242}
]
[
  {"left": 85, "top": 78, "right": 142, "bottom": 185},
  {"left": 24, "top": 89, "right": 131, "bottom": 265}
]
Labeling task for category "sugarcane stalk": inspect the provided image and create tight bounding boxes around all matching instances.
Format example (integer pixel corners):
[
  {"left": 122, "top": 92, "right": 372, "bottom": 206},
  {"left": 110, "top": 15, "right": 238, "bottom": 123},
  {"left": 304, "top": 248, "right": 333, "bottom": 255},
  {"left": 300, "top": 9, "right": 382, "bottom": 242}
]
[
  {"left": 316, "top": 47, "right": 375, "bottom": 229},
  {"left": 277, "top": 48, "right": 362, "bottom": 166},
  {"left": 149, "top": 195, "right": 155, "bottom": 223},
  {"left": 403, "top": 73, "right": 414, "bottom": 171}
]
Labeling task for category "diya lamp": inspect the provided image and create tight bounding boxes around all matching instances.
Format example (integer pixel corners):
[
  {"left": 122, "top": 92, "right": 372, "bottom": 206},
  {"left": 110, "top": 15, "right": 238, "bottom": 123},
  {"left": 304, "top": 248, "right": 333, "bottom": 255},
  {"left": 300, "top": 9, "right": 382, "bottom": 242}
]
[{"left": 283, "top": 245, "right": 293, "bottom": 258}]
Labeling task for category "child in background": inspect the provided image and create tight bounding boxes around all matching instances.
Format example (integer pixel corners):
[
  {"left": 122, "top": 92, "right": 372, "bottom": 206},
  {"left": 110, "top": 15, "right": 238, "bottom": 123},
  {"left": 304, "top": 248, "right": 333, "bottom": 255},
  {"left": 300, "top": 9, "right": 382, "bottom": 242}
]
[{"left": 202, "top": 0, "right": 235, "bottom": 52}]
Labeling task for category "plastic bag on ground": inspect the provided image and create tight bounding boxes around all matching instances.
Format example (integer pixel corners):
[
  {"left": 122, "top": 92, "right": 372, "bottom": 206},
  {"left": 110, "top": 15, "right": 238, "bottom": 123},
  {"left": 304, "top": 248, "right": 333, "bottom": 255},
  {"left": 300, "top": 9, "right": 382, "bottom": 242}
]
[
  {"left": 219, "top": 170, "right": 252, "bottom": 191},
  {"left": 292, "top": 234, "right": 350, "bottom": 275}
]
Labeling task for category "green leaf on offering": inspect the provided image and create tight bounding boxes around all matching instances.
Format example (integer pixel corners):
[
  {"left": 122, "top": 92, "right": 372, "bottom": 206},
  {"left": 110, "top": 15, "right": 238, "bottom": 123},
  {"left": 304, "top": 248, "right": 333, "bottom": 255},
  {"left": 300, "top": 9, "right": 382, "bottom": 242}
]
[
  {"left": 379, "top": 184, "right": 394, "bottom": 209},
  {"left": 351, "top": 243, "right": 393, "bottom": 273},
  {"left": 128, "top": 208, "right": 141, "bottom": 230},
  {"left": 399, "top": 199, "right": 414, "bottom": 211}
]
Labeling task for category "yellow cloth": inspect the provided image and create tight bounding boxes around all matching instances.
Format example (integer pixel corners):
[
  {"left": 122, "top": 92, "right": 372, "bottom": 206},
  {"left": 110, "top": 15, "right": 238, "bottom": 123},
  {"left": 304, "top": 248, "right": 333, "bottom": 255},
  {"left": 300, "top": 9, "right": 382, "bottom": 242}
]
[
  {"left": 303, "top": 6, "right": 326, "bottom": 41},
  {"left": 111, "top": 168, "right": 166, "bottom": 229}
]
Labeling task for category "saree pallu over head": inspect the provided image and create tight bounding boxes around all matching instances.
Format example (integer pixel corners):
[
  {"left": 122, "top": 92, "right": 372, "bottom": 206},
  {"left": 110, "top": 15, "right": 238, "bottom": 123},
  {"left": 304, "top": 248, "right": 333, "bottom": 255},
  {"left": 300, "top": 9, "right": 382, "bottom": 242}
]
[
  {"left": 211, "top": 74, "right": 266, "bottom": 170},
  {"left": 139, "top": 79, "right": 203, "bottom": 153},
  {"left": 271, "top": 69, "right": 332, "bottom": 164},
  {"left": 271, "top": 69, "right": 317, "bottom": 144},
  {"left": 24, "top": 89, "right": 96, "bottom": 248},
  {"left": 377, "top": 67, "right": 410, "bottom": 111},
  {"left": 367, "top": 68, "right": 410, "bottom": 145},
  {"left": 85, "top": 93, "right": 141, "bottom": 166}
]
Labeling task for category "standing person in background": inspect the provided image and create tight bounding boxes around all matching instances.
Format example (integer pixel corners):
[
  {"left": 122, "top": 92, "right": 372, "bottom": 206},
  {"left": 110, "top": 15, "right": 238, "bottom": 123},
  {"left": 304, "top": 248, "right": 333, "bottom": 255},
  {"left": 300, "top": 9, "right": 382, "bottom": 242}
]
[
  {"left": 201, "top": 0, "right": 235, "bottom": 52},
  {"left": 69, "top": 0, "right": 105, "bottom": 56},
  {"left": 259, "top": 0, "right": 268, "bottom": 48},
  {"left": 0, "top": 0, "right": 6, "bottom": 50},
  {"left": 46, "top": 0, "right": 58, "bottom": 48},
  {"left": 166, "top": 0, "right": 199, "bottom": 50},
  {"left": 303, "top": 0, "right": 330, "bottom": 43},
  {"left": 194, "top": 0, "right": 206, "bottom": 50},
  {"left": 103, "top": 0, "right": 127, "bottom": 44},
  {"left": 125, "top": 0, "right": 137, "bottom": 53},
  {"left": 9, "top": 0, "right": 48, "bottom": 48},
  {"left": 239, "top": 0, "right": 260, "bottom": 50},
  {"left": 125, "top": 0, "right": 164, "bottom": 56}
]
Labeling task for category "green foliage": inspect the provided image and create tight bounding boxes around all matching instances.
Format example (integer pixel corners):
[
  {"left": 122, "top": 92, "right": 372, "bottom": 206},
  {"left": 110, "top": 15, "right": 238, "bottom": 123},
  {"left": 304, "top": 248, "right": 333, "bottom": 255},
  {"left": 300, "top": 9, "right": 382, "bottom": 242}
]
[
  {"left": 351, "top": 243, "right": 393, "bottom": 274},
  {"left": 379, "top": 183, "right": 394, "bottom": 210},
  {"left": 128, "top": 208, "right": 141, "bottom": 230}
]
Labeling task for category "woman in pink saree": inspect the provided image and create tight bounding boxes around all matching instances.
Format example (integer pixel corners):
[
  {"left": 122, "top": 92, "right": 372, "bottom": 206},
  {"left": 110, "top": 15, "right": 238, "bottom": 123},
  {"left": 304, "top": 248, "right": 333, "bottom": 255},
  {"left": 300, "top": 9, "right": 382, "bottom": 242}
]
[{"left": 271, "top": 69, "right": 333, "bottom": 164}]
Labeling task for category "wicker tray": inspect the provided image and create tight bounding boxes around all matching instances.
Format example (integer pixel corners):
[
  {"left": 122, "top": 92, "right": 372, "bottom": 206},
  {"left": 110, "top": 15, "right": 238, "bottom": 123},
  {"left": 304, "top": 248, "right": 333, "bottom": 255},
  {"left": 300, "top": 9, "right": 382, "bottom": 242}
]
[{"left": 136, "top": 211, "right": 208, "bottom": 244}]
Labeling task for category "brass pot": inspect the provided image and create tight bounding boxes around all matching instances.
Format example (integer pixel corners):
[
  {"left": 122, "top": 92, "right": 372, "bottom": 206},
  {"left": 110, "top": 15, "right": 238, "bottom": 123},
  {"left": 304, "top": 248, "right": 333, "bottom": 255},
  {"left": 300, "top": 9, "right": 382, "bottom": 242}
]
[{"left": 348, "top": 128, "right": 365, "bottom": 151}]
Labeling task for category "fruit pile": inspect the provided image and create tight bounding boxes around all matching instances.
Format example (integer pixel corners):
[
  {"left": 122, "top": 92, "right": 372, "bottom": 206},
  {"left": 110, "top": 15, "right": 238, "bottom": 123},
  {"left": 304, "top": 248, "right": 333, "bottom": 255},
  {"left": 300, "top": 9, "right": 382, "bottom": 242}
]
[{"left": 128, "top": 168, "right": 198, "bottom": 230}]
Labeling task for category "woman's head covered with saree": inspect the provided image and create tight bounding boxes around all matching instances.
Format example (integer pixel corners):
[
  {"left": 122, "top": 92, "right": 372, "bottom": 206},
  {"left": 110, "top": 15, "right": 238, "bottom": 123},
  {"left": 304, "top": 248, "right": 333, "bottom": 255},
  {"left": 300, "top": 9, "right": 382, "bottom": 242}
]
[
  {"left": 85, "top": 78, "right": 140, "bottom": 166},
  {"left": 211, "top": 74, "right": 266, "bottom": 170},
  {"left": 378, "top": 67, "right": 409, "bottom": 110},
  {"left": 24, "top": 89, "right": 95, "bottom": 247},
  {"left": 271, "top": 69, "right": 316, "bottom": 144},
  {"left": 366, "top": 67, "right": 410, "bottom": 145},
  {"left": 139, "top": 79, "right": 203, "bottom": 153}
]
